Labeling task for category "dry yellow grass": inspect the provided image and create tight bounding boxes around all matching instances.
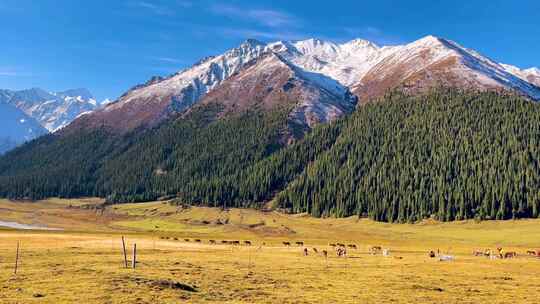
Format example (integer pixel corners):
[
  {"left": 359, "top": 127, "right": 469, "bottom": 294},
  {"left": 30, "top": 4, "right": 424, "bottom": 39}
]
[{"left": 1, "top": 199, "right": 540, "bottom": 303}]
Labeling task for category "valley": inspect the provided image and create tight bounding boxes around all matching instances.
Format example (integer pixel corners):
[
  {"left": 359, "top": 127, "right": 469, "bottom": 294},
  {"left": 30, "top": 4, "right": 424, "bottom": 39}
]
[{"left": 1, "top": 198, "right": 540, "bottom": 303}]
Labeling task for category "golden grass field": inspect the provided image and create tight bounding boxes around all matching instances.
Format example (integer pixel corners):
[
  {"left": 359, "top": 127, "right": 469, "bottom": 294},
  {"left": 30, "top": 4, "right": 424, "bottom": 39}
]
[{"left": 1, "top": 198, "right": 540, "bottom": 303}]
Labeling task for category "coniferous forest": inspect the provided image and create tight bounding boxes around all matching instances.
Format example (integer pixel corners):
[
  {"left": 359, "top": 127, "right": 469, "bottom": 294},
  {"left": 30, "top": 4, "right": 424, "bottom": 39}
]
[{"left": 1, "top": 90, "right": 540, "bottom": 222}]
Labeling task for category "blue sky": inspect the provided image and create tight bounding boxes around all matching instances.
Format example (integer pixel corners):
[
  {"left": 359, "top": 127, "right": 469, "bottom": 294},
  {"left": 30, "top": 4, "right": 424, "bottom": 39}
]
[{"left": 1, "top": 0, "right": 539, "bottom": 101}]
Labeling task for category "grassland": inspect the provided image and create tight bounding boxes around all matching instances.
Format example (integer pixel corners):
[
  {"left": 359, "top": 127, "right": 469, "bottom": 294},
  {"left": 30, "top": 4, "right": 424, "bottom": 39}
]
[{"left": 1, "top": 198, "right": 540, "bottom": 303}]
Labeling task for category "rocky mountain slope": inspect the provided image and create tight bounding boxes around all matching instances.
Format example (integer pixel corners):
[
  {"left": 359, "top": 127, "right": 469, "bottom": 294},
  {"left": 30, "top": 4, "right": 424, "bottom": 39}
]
[
  {"left": 67, "top": 35, "right": 540, "bottom": 135},
  {"left": 269, "top": 36, "right": 540, "bottom": 101}
]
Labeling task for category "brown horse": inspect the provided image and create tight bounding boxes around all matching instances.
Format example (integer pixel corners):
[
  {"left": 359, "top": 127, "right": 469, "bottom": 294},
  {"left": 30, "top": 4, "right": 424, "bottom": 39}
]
[
  {"left": 209, "top": 240, "right": 216, "bottom": 245},
  {"left": 283, "top": 242, "right": 291, "bottom": 247},
  {"left": 347, "top": 244, "right": 357, "bottom": 249},
  {"left": 504, "top": 252, "right": 517, "bottom": 259},
  {"left": 296, "top": 241, "right": 304, "bottom": 247},
  {"left": 244, "top": 241, "right": 252, "bottom": 246}
]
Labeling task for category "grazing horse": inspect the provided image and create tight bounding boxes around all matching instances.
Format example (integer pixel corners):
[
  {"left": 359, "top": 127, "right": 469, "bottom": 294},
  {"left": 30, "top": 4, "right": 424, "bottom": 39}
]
[
  {"left": 504, "top": 252, "right": 517, "bottom": 259},
  {"left": 194, "top": 239, "right": 202, "bottom": 243},
  {"left": 173, "top": 237, "right": 179, "bottom": 241},
  {"left": 347, "top": 244, "right": 357, "bottom": 249},
  {"left": 221, "top": 240, "right": 229, "bottom": 244},
  {"left": 336, "top": 247, "right": 347, "bottom": 257},
  {"left": 283, "top": 241, "right": 291, "bottom": 247},
  {"left": 526, "top": 250, "right": 537, "bottom": 256},
  {"left": 329, "top": 243, "right": 336, "bottom": 248},
  {"left": 336, "top": 243, "right": 345, "bottom": 248},
  {"left": 209, "top": 240, "right": 216, "bottom": 245},
  {"left": 371, "top": 246, "right": 382, "bottom": 255},
  {"left": 244, "top": 241, "right": 252, "bottom": 246},
  {"left": 184, "top": 239, "right": 190, "bottom": 242},
  {"left": 232, "top": 241, "right": 240, "bottom": 245},
  {"left": 313, "top": 248, "right": 318, "bottom": 253},
  {"left": 296, "top": 241, "right": 304, "bottom": 247}
]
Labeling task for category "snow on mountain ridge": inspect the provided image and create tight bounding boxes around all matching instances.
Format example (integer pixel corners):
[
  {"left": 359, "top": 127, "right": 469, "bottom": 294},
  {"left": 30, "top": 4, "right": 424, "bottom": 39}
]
[{"left": 0, "top": 88, "right": 100, "bottom": 132}]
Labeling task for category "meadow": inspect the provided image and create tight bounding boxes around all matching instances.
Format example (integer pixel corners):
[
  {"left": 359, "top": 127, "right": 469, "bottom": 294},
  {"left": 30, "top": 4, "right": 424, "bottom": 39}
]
[{"left": 1, "top": 198, "right": 540, "bottom": 303}]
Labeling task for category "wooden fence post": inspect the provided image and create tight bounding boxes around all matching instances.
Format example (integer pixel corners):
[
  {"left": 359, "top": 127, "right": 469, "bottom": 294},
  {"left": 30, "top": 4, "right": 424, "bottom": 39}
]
[
  {"left": 14, "top": 241, "right": 20, "bottom": 275},
  {"left": 121, "top": 236, "right": 128, "bottom": 269},
  {"left": 132, "top": 243, "right": 137, "bottom": 269}
]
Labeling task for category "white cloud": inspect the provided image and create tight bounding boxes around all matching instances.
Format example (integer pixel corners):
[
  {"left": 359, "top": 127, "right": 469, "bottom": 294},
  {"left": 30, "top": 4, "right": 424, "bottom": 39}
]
[
  {"left": 128, "top": 1, "right": 192, "bottom": 15},
  {"left": 210, "top": 4, "right": 300, "bottom": 28},
  {"left": 219, "top": 28, "right": 307, "bottom": 41},
  {"left": 0, "top": 68, "right": 32, "bottom": 77},
  {"left": 152, "top": 57, "right": 184, "bottom": 64}
]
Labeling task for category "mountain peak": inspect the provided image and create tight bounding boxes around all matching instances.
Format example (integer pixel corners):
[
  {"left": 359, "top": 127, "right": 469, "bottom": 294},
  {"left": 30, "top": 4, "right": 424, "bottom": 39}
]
[
  {"left": 342, "top": 38, "right": 379, "bottom": 49},
  {"left": 525, "top": 67, "right": 540, "bottom": 75},
  {"left": 241, "top": 39, "right": 266, "bottom": 48},
  {"left": 57, "top": 88, "right": 94, "bottom": 100}
]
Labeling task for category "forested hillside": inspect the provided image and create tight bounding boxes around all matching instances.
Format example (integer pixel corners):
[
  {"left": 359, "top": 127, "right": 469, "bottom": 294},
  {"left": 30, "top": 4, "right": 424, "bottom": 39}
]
[
  {"left": 1, "top": 90, "right": 540, "bottom": 222},
  {"left": 277, "top": 90, "right": 540, "bottom": 221}
]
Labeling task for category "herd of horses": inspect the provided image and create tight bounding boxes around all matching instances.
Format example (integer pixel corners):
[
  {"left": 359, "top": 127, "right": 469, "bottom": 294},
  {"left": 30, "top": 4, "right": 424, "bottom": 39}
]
[
  {"left": 160, "top": 236, "right": 390, "bottom": 258},
  {"left": 159, "top": 236, "right": 540, "bottom": 261},
  {"left": 472, "top": 248, "right": 540, "bottom": 259}
]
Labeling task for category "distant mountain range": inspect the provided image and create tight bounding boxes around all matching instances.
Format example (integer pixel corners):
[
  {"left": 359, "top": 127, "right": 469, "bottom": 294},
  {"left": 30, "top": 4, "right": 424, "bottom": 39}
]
[{"left": 0, "top": 88, "right": 103, "bottom": 153}]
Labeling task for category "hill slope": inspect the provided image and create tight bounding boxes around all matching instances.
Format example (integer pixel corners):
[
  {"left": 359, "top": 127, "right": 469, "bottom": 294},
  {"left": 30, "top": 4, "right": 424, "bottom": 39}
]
[{"left": 2, "top": 90, "right": 540, "bottom": 223}]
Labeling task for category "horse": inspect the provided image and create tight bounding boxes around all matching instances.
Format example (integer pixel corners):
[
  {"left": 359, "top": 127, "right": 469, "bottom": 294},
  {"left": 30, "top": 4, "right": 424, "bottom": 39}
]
[
  {"left": 504, "top": 252, "right": 517, "bottom": 259},
  {"left": 296, "top": 241, "right": 304, "bottom": 247},
  {"left": 244, "top": 241, "right": 252, "bottom": 246},
  {"left": 283, "top": 241, "right": 291, "bottom": 247}
]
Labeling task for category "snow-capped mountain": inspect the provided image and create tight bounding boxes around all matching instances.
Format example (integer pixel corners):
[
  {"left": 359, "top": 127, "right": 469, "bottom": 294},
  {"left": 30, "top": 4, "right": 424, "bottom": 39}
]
[
  {"left": 0, "top": 87, "right": 103, "bottom": 153},
  {"left": 0, "top": 88, "right": 100, "bottom": 132},
  {"left": 194, "top": 52, "right": 356, "bottom": 130},
  {"left": 70, "top": 39, "right": 270, "bottom": 132},
  {"left": 501, "top": 64, "right": 540, "bottom": 87},
  {"left": 269, "top": 36, "right": 540, "bottom": 101},
  {"left": 0, "top": 101, "right": 47, "bottom": 154},
  {"left": 67, "top": 35, "right": 540, "bottom": 134}
]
